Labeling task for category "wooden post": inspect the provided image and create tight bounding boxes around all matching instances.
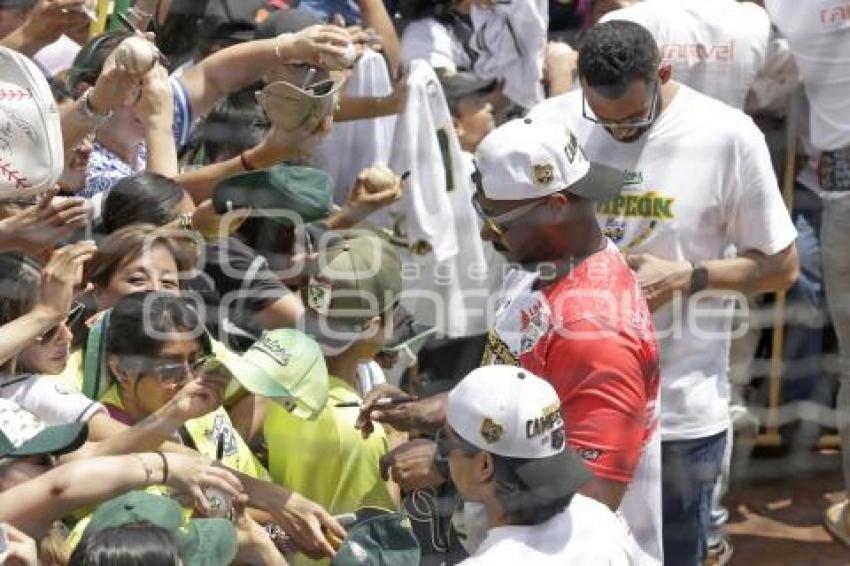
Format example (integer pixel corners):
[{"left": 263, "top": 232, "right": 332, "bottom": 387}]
[{"left": 757, "top": 93, "right": 799, "bottom": 447}]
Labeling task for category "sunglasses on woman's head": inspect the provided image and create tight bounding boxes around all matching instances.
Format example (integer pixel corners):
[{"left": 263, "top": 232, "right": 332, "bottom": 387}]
[{"left": 37, "top": 302, "right": 86, "bottom": 344}]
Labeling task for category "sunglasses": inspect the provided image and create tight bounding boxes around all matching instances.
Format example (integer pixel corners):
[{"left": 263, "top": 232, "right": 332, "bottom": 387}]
[
  {"left": 470, "top": 191, "right": 548, "bottom": 237},
  {"left": 146, "top": 354, "right": 209, "bottom": 385},
  {"left": 37, "top": 302, "right": 85, "bottom": 344},
  {"left": 435, "top": 428, "right": 480, "bottom": 462},
  {"left": 581, "top": 81, "right": 659, "bottom": 130}
]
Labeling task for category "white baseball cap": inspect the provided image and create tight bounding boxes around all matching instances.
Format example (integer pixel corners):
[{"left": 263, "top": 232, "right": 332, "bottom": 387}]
[
  {"left": 473, "top": 117, "right": 624, "bottom": 202},
  {"left": 446, "top": 365, "right": 592, "bottom": 500}
]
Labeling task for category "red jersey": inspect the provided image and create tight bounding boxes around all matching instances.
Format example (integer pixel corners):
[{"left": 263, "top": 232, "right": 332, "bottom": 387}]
[{"left": 481, "top": 241, "right": 659, "bottom": 483}]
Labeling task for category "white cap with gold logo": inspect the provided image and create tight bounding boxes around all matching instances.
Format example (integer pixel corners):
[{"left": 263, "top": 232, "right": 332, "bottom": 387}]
[
  {"left": 446, "top": 365, "right": 592, "bottom": 500},
  {"left": 474, "top": 118, "right": 624, "bottom": 202}
]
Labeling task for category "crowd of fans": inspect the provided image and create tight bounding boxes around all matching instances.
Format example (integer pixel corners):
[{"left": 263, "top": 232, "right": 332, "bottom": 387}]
[{"left": 0, "top": 0, "right": 847, "bottom": 565}]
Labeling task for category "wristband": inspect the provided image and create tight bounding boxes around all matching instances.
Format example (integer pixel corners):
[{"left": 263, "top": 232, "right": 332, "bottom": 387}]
[
  {"left": 155, "top": 451, "right": 169, "bottom": 484},
  {"left": 78, "top": 88, "right": 113, "bottom": 128}
]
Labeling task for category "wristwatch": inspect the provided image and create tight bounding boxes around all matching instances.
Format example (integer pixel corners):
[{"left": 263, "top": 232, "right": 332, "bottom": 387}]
[
  {"left": 689, "top": 262, "right": 709, "bottom": 294},
  {"left": 78, "top": 88, "right": 113, "bottom": 128}
]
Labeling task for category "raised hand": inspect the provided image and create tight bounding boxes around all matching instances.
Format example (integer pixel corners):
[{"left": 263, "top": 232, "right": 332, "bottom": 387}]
[
  {"left": 0, "top": 190, "right": 89, "bottom": 252},
  {"left": 276, "top": 25, "right": 353, "bottom": 70},
  {"left": 32, "top": 240, "right": 97, "bottom": 324},
  {"left": 165, "top": 452, "right": 245, "bottom": 516}
]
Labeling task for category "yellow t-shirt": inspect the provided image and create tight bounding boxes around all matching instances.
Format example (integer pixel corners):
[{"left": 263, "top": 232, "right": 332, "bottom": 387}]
[
  {"left": 65, "top": 385, "right": 269, "bottom": 550},
  {"left": 265, "top": 375, "right": 396, "bottom": 516},
  {"left": 57, "top": 349, "right": 85, "bottom": 391},
  {"left": 99, "top": 384, "right": 269, "bottom": 480}
]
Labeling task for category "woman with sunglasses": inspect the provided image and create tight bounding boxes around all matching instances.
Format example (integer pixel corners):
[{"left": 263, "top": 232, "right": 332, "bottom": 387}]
[
  {"left": 57, "top": 291, "right": 269, "bottom": 549},
  {"left": 53, "top": 225, "right": 193, "bottom": 395},
  {"left": 0, "top": 239, "right": 238, "bottom": 441},
  {"left": 0, "top": 244, "right": 95, "bottom": 378},
  {"left": 97, "top": 291, "right": 267, "bottom": 479}
]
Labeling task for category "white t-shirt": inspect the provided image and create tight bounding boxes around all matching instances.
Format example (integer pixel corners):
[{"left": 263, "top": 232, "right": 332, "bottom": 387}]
[
  {"left": 459, "top": 494, "right": 638, "bottom": 566},
  {"left": 765, "top": 0, "right": 850, "bottom": 151},
  {"left": 602, "top": 0, "right": 771, "bottom": 111},
  {"left": 376, "top": 60, "right": 505, "bottom": 338},
  {"left": 314, "top": 48, "right": 396, "bottom": 204},
  {"left": 34, "top": 35, "right": 81, "bottom": 77},
  {"left": 0, "top": 374, "right": 104, "bottom": 426},
  {"left": 529, "top": 85, "right": 797, "bottom": 441}
]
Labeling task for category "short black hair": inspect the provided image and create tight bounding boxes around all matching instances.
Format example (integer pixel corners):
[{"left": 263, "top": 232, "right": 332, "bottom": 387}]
[
  {"left": 102, "top": 172, "right": 187, "bottom": 234},
  {"left": 183, "top": 86, "right": 269, "bottom": 166},
  {"left": 68, "top": 32, "right": 133, "bottom": 93},
  {"left": 106, "top": 291, "right": 210, "bottom": 372},
  {"left": 69, "top": 521, "right": 182, "bottom": 566},
  {"left": 491, "top": 454, "right": 574, "bottom": 526},
  {"left": 578, "top": 20, "right": 659, "bottom": 99}
]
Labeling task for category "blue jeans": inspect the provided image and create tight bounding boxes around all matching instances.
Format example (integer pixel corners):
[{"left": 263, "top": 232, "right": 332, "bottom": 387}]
[
  {"left": 662, "top": 430, "right": 727, "bottom": 565},
  {"left": 784, "top": 186, "right": 827, "bottom": 406}
]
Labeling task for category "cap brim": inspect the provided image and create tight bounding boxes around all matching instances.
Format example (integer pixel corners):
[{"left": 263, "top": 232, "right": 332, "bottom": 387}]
[
  {"left": 214, "top": 340, "right": 327, "bottom": 420},
  {"left": 178, "top": 518, "right": 238, "bottom": 566},
  {"left": 513, "top": 446, "right": 593, "bottom": 502},
  {"left": 566, "top": 161, "right": 624, "bottom": 202},
  {"left": 440, "top": 73, "right": 498, "bottom": 103},
  {"left": 10, "top": 422, "right": 89, "bottom": 458}
]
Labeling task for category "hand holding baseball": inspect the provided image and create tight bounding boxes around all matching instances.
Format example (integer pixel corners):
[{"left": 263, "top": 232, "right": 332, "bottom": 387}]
[
  {"left": 276, "top": 25, "right": 355, "bottom": 70},
  {"left": 113, "top": 35, "right": 159, "bottom": 75},
  {"left": 346, "top": 166, "right": 404, "bottom": 217}
]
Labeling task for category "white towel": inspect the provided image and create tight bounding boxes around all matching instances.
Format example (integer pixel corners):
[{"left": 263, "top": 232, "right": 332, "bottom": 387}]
[
  {"left": 378, "top": 60, "right": 460, "bottom": 263},
  {"left": 376, "top": 64, "right": 505, "bottom": 337},
  {"left": 470, "top": 0, "right": 548, "bottom": 109},
  {"left": 314, "top": 48, "right": 396, "bottom": 204}
]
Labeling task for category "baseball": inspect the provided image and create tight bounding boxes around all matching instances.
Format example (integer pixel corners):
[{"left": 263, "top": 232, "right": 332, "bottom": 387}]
[
  {"left": 113, "top": 36, "right": 158, "bottom": 75},
  {"left": 203, "top": 486, "right": 233, "bottom": 520},
  {"left": 326, "top": 42, "right": 357, "bottom": 69},
  {"left": 364, "top": 165, "right": 396, "bottom": 193}
]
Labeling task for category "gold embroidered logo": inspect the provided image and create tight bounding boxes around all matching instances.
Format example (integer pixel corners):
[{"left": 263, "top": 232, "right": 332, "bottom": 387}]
[
  {"left": 480, "top": 418, "right": 505, "bottom": 444},
  {"left": 532, "top": 164, "right": 555, "bottom": 185}
]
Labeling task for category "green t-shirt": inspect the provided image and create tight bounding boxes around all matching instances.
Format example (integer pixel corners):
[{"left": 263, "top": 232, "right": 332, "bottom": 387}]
[{"left": 265, "top": 375, "right": 396, "bottom": 515}]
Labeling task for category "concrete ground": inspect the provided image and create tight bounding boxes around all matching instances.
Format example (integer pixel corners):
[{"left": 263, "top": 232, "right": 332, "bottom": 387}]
[{"left": 725, "top": 449, "right": 850, "bottom": 565}]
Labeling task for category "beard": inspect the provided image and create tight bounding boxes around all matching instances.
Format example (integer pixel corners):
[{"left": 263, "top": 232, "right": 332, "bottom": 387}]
[{"left": 605, "top": 124, "right": 651, "bottom": 143}]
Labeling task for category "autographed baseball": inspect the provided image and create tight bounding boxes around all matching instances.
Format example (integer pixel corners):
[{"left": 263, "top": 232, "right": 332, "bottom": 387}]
[
  {"left": 340, "top": 42, "right": 357, "bottom": 67},
  {"left": 203, "top": 486, "right": 233, "bottom": 520},
  {"left": 325, "top": 42, "right": 357, "bottom": 69},
  {"left": 364, "top": 166, "right": 396, "bottom": 193},
  {"left": 113, "top": 36, "right": 158, "bottom": 75}
]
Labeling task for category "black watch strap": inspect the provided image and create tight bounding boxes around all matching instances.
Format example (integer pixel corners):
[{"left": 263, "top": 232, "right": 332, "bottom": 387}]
[{"left": 689, "top": 262, "right": 709, "bottom": 294}]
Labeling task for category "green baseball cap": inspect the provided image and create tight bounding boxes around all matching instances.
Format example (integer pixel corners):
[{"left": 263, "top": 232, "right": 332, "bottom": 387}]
[
  {"left": 212, "top": 165, "right": 334, "bottom": 227},
  {"left": 301, "top": 233, "right": 403, "bottom": 354},
  {"left": 213, "top": 329, "right": 329, "bottom": 420},
  {"left": 332, "top": 509, "right": 420, "bottom": 566},
  {"left": 82, "top": 491, "right": 238, "bottom": 566},
  {"left": 0, "top": 399, "right": 89, "bottom": 461}
]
